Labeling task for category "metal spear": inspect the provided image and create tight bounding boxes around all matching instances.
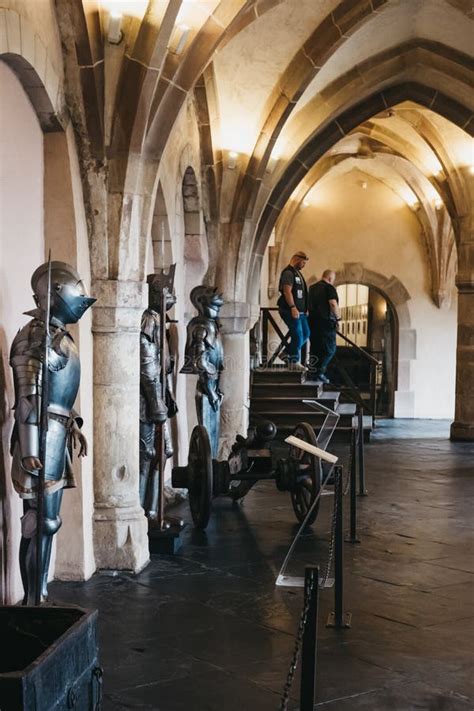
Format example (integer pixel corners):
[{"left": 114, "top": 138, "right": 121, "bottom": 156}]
[{"left": 35, "top": 252, "right": 52, "bottom": 605}]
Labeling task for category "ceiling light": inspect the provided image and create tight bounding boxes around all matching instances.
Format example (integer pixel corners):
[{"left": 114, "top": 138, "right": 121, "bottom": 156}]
[
  {"left": 227, "top": 151, "right": 239, "bottom": 169},
  {"left": 434, "top": 197, "right": 443, "bottom": 210},
  {"left": 107, "top": 11, "right": 123, "bottom": 44},
  {"left": 175, "top": 24, "right": 190, "bottom": 54}
]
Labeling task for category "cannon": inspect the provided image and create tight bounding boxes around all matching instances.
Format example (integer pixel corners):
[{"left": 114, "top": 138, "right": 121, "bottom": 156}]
[{"left": 172, "top": 420, "right": 324, "bottom": 530}]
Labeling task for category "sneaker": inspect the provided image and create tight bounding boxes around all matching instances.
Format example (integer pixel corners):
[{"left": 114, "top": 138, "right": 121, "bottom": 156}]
[
  {"left": 288, "top": 362, "right": 306, "bottom": 372},
  {"left": 317, "top": 373, "right": 331, "bottom": 384}
]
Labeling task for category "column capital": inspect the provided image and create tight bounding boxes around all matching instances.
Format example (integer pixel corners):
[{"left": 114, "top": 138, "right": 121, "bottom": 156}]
[
  {"left": 219, "top": 301, "right": 251, "bottom": 334},
  {"left": 91, "top": 279, "right": 145, "bottom": 332},
  {"left": 455, "top": 278, "right": 474, "bottom": 293}
]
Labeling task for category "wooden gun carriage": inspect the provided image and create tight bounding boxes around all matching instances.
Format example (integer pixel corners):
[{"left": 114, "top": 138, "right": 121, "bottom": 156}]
[{"left": 172, "top": 420, "right": 325, "bottom": 530}]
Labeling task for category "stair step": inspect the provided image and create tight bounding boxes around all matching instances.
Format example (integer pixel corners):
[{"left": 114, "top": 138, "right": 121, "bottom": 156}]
[
  {"left": 250, "top": 392, "right": 340, "bottom": 412},
  {"left": 249, "top": 411, "right": 357, "bottom": 428},
  {"left": 251, "top": 382, "right": 324, "bottom": 398},
  {"left": 352, "top": 415, "right": 373, "bottom": 429},
  {"left": 335, "top": 403, "right": 357, "bottom": 416},
  {"left": 253, "top": 367, "right": 306, "bottom": 384},
  {"left": 263, "top": 422, "right": 372, "bottom": 443}
]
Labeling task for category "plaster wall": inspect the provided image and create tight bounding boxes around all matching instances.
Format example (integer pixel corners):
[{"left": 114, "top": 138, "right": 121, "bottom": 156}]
[
  {"left": 0, "top": 61, "right": 44, "bottom": 603},
  {"left": 0, "top": 62, "right": 95, "bottom": 603},
  {"left": 272, "top": 171, "right": 457, "bottom": 419},
  {"left": 213, "top": 0, "right": 338, "bottom": 155}
]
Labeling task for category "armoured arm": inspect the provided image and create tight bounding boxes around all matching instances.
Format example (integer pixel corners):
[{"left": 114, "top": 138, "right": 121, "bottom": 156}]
[
  {"left": 140, "top": 332, "right": 167, "bottom": 424},
  {"left": 10, "top": 323, "right": 45, "bottom": 463},
  {"left": 192, "top": 327, "right": 222, "bottom": 410}
]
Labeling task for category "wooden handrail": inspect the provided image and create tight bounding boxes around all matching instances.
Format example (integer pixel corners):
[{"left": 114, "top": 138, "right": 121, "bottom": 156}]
[{"left": 336, "top": 331, "right": 381, "bottom": 366}]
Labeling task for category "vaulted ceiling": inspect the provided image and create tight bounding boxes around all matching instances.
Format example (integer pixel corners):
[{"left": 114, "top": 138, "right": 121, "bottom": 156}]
[{"left": 31, "top": 0, "right": 474, "bottom": 292}]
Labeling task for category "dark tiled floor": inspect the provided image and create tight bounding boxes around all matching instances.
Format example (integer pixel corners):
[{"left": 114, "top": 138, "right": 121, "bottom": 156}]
[{"left": 50, "top": 420, "right": 474, "bottom": 710}]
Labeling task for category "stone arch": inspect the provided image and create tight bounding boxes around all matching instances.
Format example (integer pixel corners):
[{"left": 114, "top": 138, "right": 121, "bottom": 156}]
[
  {"left": 254, "top": 83, "right": 473, "bottom": 262},
  {"left": 335, "top": 263, "right": 416, "bottom": 418},
  {"left": 0, "top": 10, "right": 65, "bottom": 132}
]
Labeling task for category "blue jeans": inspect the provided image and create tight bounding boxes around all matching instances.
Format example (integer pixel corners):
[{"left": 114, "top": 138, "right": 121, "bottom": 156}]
[
  {"left": 310, "top": 322, "right": 337, "bottom": 373},
  {"left": 280, "top": 311, "right": 310, "bottom": 363}
]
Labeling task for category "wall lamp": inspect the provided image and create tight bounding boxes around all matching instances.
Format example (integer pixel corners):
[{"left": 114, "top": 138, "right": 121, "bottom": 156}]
[
  {"left": 227, "top": 151, "right": 239, "bottom": 170},
  {"left": 108, "top": 11, "right": 123, "bottom": 44}
]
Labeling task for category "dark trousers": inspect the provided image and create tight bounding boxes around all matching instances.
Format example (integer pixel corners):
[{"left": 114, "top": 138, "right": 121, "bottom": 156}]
[
  {"left": 309, "top": 322, "right": 337, "bottom": 374},
  {"left": 280, "top": 311, "right": 310, "bottom": 363}
]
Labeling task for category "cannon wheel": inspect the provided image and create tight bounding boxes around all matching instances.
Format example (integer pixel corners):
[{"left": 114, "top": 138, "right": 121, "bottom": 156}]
[
  {"left": 188, "top": 425, "right": 213, "bottom": 529},
  {"left": 288, "top": 422, "right": 321, "bottom": 526}
]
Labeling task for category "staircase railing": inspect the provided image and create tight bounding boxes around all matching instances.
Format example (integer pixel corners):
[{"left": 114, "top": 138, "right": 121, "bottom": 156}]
[
  {"left": 257, "top": 307, "right": 382, "bottom": 424},
  {"left": 260, "top": 307, "right": 290, "bottom": 367},
  {"left": 334, "top": 331, "right": 381, "bottom": 426}
]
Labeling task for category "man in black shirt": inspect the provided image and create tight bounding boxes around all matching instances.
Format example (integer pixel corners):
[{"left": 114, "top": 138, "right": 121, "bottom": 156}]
[
  {"left": 308, "top": 270, "right": 340, "bottom": 383},
  {"left": 277, "top": 251, "right": 310, "bottom": 367}
]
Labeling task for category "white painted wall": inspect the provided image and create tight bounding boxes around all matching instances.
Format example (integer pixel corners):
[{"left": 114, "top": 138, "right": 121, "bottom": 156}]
[
  {"left": 0, "top": 61, "right": 44, "bottom": 603},
  {"left": 270, "top": 171, "right": 457, "bottom": 419},
  {"left": 0, "top": 62, "right": 96, "bottom": 603}
]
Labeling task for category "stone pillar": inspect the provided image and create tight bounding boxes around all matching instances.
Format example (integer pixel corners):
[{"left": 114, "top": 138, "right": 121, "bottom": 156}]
[
  {"left": 218, "top": 302, "right": 251, "bottom": 458},
  {"left": 451, "top": 277, "right": 474, "bottom": 441},
  {"left": 92, "top": 280, "right": 149, "bottom": 571}
]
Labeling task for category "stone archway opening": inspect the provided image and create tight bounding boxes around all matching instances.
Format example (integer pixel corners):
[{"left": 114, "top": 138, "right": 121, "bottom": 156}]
[{"left": 335, "top": 282, "right": 398, "bottom": 417}]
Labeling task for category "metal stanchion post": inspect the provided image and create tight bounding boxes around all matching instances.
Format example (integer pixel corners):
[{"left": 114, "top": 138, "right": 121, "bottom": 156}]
[
  {"left": 327, "top": 466, "right": 352, "bottom": 628},
  {"left": 357, "top": 406, "right": 368, "bottom": 496},
  {"left": 346, "top": 428, "right": 360, "bottom": 544},
  {"left": 262, "top": 310, "right": 268, "bottom": 365},
  {"left": 300, "top": 566, "right": 319, "bottom": 711}
]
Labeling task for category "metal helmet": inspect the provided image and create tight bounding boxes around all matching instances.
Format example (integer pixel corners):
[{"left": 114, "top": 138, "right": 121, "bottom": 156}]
[
  {"left": 31, "top": 261, "right": 96, "bottom": 325},
  {"left": 190, "top": 285, "right": 223, "bottom": 318},
  {"left": 147, "top": 265, "right": 177, "bottom": 313}
]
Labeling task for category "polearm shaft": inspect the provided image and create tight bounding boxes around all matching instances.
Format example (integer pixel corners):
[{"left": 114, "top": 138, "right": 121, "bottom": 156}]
[
  {"left": 157, "top": 285, "right": 168, "bottom": 530},
  {"left": 35, "top": 253, "right": 52, "bottom": 605}
]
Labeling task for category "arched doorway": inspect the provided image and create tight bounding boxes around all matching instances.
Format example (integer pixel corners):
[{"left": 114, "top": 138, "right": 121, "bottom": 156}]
[{"left": 335, "top": 283, "right": 398, "bottom": 417}]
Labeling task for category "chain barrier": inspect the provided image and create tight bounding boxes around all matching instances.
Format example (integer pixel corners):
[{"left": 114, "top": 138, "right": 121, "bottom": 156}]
[
  {"left": 343, "top": 421, "right": 359, "bottom": 497},
  {"left": 280, "top": 469, "right": 341, "bottom": 708},
  {"left": 343, "top": 436, "right": 353, "bottom": 497},
  {"left": 279, "top": 574, "right": 315, "bottom": 711},
  {"left": 321, "top": 471, "right": 339, "bottom": 587}
]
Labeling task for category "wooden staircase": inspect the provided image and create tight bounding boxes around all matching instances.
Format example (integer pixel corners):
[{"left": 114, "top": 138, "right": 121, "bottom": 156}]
[{"left": 249, "top": 367, "right": 372, "bottom": 441}]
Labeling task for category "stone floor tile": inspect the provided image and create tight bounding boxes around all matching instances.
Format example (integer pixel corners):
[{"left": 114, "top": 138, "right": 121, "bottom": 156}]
[{"left": 49, "top": 421, "right": 474, "bottom": 710}]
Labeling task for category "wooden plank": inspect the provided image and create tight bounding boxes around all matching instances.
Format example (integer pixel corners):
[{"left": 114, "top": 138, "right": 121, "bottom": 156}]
[{"left": 284, "top": 436, "right": 338, "bottom": 464}]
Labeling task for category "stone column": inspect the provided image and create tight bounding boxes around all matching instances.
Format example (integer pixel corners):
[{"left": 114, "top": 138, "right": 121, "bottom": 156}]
[
  {"left": 218, "top": 302, "right": 251, "bottom": 458},
  {"left": 451, "top": 276, "right": 474, "bottom": 441},
  {"left": 92, "top": 279, "right": 149, "bottom": 571}
]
